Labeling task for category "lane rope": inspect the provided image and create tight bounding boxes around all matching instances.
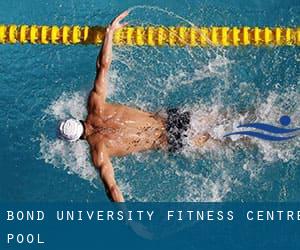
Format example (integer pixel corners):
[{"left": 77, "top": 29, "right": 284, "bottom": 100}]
[{"left": 0, "top": 25, "right": 299, "bottom": 46}]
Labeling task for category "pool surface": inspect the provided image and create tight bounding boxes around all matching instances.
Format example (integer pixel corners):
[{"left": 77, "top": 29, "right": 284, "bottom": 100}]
[{"left": 0, "top": 0, "right": 299, "bottom": 202}]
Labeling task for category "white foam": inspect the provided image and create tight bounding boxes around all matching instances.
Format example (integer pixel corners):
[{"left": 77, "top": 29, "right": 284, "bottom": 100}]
[
  {"left": 39, "top": 134, "right": 97, "bottom": 183},
  {"left": 181, "top": 89, "right": 300, "bottom": 163},
  {"left": 46, "top": 92, "right": 87, "bottom": 120},
  {"left": 38, "top": 72, "right": 300, "bottom": 203},
  {"left": 37, "top": 7, "right": 299, "bottom": 202},
  {"left": 39, "top": 92, "right": 98, "bottom": 185}
]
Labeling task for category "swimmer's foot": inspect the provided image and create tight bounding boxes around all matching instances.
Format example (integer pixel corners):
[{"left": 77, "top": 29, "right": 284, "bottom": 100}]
[{"left": 193, "top": 133, "right": 210, "bottom": 147}]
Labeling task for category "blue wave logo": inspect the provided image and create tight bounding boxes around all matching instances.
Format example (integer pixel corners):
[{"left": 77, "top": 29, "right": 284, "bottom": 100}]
[{"left": 224, "top": 116, "right": 300, "bottom": 141}]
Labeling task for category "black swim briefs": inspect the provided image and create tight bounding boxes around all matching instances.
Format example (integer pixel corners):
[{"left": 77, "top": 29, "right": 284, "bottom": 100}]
[{"left": 166, "top": 108, "right": 191, "bottom": 153}]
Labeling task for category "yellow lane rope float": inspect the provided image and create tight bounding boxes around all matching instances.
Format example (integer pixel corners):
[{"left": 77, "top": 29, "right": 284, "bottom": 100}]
[{"left": 0, "top": 24, "right": 299, "bottom": 46}]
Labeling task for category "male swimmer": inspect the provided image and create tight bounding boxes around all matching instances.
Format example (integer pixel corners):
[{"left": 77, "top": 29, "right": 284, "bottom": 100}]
[{"left": 58, "top": 11, "right": 210, "bottom": 202}]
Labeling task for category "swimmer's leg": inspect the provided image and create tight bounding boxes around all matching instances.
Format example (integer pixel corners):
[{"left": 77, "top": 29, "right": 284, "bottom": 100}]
[
  {"left": 192, "top": 132, "right": 211, "bottom": 147},
  {"left": 190, "top": 115, "right": 216, "bottom": 147},
  {"left": 189, "top": 107, "right": 259, "bottom": 148},
  {"left": 192, "top": 133, "right": 254, "bottom": 148}
]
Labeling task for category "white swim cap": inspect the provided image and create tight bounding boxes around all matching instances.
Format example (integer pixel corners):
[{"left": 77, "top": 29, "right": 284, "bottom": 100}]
[{"left": 58, "top": 118, "right": 84, "bottom": 142}]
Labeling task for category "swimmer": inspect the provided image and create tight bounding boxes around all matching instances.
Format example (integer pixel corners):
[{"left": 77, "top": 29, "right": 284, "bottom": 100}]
[{"left": 58, "top": 11, "right": 210, "bottom": 202}]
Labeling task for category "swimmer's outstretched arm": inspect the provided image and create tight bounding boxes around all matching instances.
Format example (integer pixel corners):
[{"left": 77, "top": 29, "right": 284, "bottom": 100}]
[
  {"left": 92, "top": 143, "right": 125, "bottom": 202},
  {"left": 93, "top": 11, "right": 129, "bottom": 101}
]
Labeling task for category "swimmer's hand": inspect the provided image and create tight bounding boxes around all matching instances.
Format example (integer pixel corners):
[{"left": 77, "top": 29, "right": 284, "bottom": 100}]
[{"left": 107, "top": 10, "right": 129, "bottom": 33}]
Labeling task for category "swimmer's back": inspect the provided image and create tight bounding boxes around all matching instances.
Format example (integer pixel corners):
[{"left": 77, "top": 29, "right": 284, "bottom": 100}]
[{"left": 86, "top": 102, "right": 168, "bottom": 157}]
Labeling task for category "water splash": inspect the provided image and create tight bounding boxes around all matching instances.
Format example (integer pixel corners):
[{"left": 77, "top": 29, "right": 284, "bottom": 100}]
[
  {"left": 38, "top": 6, "right": 300, "bottom": 202},
  {"left": 39, "top": 89, "right": 300, "bottom": 202}
]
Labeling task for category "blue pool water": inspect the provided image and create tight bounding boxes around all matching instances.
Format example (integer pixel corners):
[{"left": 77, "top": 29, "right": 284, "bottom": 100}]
[{"left": 0, "top": 0, "right": 299, "bottom": 202}]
